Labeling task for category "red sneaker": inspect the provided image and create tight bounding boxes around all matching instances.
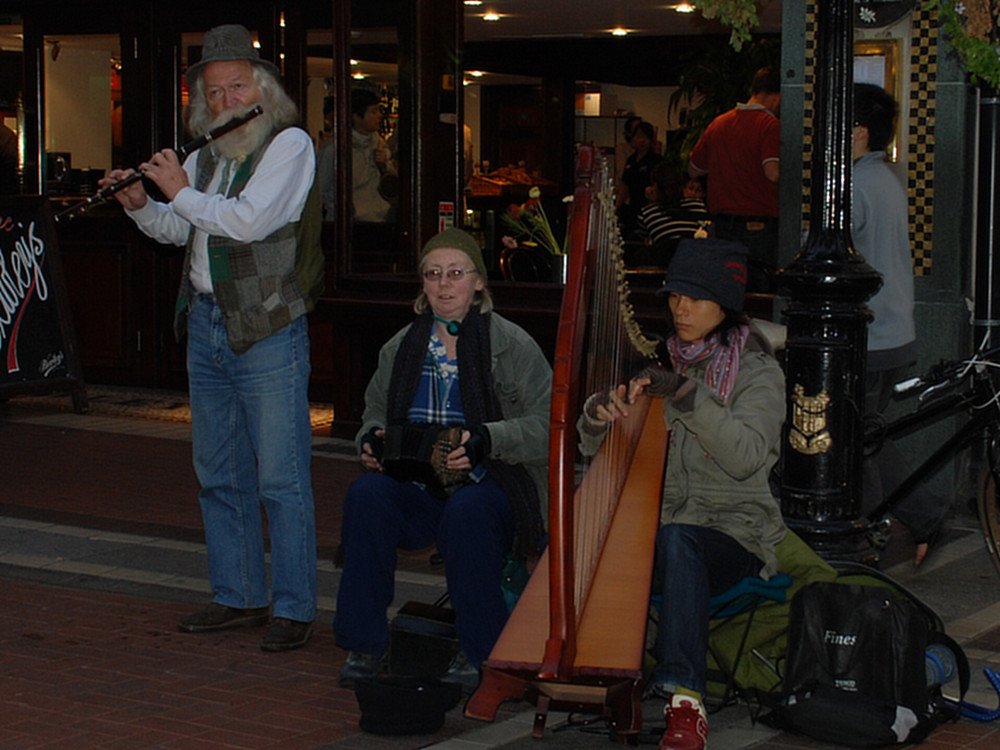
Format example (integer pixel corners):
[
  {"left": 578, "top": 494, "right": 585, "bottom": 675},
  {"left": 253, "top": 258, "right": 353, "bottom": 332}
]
[{"left": 659, "top": 695, "right": 708, "bottom": 750}]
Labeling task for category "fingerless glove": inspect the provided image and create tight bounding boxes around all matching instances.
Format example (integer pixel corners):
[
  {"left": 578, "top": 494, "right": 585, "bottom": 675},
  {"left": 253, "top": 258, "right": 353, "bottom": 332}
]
[
  {"left": 462, "top": 424, "right": 492, "bottom": 467},
  {"left": 361, "top": 427, "right": 384, "bottom": 461}
]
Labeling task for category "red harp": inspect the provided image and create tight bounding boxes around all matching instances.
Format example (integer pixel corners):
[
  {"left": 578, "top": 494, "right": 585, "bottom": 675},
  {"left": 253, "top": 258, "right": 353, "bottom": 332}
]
[{"left": 465, "top": 145, "right": 667, "bottom": 743}]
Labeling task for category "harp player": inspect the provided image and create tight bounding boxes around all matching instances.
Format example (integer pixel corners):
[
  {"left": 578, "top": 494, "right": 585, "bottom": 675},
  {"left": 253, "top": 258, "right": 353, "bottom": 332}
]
[
  {"left": 100, "top": 24, "right": 324, "bottom": 652},
  {"left": 335, "top": 228, "right": 551, "bottom": 694},
  {"left": 579, "top": 239, "right": 786, "bottom": 750}
]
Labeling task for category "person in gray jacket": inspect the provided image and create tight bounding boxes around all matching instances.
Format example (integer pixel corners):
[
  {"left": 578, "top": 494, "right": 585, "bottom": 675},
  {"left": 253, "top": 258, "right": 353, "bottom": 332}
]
[
  {"left": 580, "top": 239, "right": 785, "bottom": 750},
  {"left": 853, "top": 82, "right": 946, "bottom": 567},
  {"left": 335, "top": 228, "right": 551, "bottom": 694}
]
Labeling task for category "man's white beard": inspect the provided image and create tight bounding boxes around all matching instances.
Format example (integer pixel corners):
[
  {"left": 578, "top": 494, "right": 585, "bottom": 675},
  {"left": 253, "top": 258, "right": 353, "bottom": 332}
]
[{"left": 209, "top": 106, "right": 272, "bottom": 160}]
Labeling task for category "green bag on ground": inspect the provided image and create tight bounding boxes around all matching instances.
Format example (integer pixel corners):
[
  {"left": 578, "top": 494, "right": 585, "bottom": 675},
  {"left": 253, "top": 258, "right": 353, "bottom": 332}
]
[{"left": 705, "top": 529, "right": 837, "bottom": 701}]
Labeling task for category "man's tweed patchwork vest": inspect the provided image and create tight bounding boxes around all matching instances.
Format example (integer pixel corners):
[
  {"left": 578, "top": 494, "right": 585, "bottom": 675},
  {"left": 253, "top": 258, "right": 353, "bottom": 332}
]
[{"left": 173, "top": 128, "right": 324, "bottom": 354}]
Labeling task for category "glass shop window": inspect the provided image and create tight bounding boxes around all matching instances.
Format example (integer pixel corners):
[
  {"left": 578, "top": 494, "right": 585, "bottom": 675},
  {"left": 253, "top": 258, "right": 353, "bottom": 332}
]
[
  {"left": 347, "top": 12, "right": 402, "bottom": 274},
  {"left": 43, "top": 33, "right": 120, "bottom": 196}
]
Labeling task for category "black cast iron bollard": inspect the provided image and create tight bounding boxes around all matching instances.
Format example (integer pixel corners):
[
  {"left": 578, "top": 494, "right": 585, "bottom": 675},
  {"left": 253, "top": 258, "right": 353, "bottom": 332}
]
[{"left": 777, "top": 0, "right": 883, "bottom": 561}]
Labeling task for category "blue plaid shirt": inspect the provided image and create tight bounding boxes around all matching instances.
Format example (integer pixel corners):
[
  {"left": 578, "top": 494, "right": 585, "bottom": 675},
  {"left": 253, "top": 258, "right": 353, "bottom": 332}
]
[
  {"left": 406, "top": 333, "right": 465, "bottom": 424},
  {"left": 407, "top": 332, "right": 485, "bottom": 481}
]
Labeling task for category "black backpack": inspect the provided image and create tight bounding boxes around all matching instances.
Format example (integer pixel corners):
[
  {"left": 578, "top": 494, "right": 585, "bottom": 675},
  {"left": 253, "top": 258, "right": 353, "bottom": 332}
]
[{"left": 764, "top": 564, "right": 968, "bottom": 748}]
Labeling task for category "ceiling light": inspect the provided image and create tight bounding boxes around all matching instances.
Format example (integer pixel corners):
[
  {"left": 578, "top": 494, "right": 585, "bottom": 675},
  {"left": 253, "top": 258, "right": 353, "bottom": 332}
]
[
  {"left": 671, "top": 3, "right": 696, "bottom": 12},
  {"left": 463, "top": 0, "right": 483, "bottom": 5},
  {"left": 469, "top": 70, "right": 485, "bottom": 77},
  {"left": 352, "top": 72, "right": 366, "bottom": 80},
  {"left": 483, "top": 12, "right": 501, "bottom": 22},
  {"left": 610, "top": 27, "right": 629, "bottom": 37}
]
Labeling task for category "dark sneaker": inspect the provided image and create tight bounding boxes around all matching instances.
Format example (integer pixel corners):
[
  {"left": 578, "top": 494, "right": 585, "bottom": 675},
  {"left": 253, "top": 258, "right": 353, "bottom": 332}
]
[
  {"left": 659, "top": 695, "right": 708, "bottom": 750},
  {"left": 178, "top": 602, "right": 270, "bottom": 633},
  {"left": 260, "top": 617, "right": 313, "bottom": 652},
  {"left": 339, "top": 650, "right": 385, "bottom": 688},
  {"left": 440, "top": 651, "right": 480, "bottom": 695}
]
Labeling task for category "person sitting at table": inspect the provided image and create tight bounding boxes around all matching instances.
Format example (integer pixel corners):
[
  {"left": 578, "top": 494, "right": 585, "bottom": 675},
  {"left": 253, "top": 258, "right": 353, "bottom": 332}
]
[{"left": 633, "top": 162, "right": 709, "bottom": 267}]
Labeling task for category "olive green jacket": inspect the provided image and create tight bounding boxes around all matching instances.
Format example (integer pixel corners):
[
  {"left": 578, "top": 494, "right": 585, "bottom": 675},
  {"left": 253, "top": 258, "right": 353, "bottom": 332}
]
[
  {"left": 578, "top": 325, "right": 786, "bottom": 578},
  {"left": 659, "top": 330, "right": 786, "bottom": 578},
  {"left": 357, "top": 311, "right": 552, "bottom": 518}
]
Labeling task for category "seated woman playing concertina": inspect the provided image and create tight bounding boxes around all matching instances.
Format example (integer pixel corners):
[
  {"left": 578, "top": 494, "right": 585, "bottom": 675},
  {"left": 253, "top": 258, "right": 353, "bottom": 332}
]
[
  {"left": 579, "top": 238, "right": 786, "bottom": 750},
  {"left": 334, "top": 228, "right": 552, "bottom": 694}
]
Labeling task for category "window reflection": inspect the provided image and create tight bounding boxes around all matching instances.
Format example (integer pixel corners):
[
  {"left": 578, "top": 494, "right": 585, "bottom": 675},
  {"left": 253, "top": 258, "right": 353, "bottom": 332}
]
[
  {"left": 306, "top": 29, "right": 335, "bottom": 221},
  {"left": 350, "top": 85, "right": 397, "bottom": 223},
  {"left": 0, "top": 26, "right": 22, "bottom": 195},
  {"left": 462, "top": 73, "right": 548, "bottom": 282},
  {"left": 348, "top": 22, "right": 400, "bottom": 273},
  {"left": 43, "top": 33, "right": 120, "bottom": 195}
]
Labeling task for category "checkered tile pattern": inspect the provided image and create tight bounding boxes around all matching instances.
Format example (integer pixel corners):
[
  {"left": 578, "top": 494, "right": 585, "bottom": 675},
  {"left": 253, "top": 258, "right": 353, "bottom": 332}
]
[
  {"left": 908, "top": 6, "right": 937, "bottom": 275},
  {"left": 801, "top": 2, "right": 817, "bottom": 231},
  {"left": 800, "top": 4, "right": 937, "bottom": 274}
]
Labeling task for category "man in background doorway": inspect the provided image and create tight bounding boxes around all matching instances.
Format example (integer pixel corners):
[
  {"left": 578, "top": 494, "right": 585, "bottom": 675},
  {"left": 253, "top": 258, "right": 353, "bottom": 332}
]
[
  {"left": 615, "top": 114, "right": 642, "bottom": 185},
  {"left": 351, "top": 88, "right": 395, "bottom": 224},
  {"left": 317, "top": 96, "right": 336, "bottom": 220}
]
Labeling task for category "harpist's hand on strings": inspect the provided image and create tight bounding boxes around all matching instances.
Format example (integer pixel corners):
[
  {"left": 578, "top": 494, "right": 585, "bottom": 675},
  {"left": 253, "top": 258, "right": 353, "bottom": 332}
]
[
  {"left": 631, "top": 366, "right": 685, "bottom": 400},
  {"left": 585, "top": 384, "right": 630, "bottom": 423}
]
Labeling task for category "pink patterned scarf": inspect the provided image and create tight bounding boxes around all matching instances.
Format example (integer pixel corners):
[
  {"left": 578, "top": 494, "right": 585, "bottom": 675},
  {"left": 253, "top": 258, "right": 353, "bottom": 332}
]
[{"left": 667, "top": 324, "right": 750, "bottom": 403}]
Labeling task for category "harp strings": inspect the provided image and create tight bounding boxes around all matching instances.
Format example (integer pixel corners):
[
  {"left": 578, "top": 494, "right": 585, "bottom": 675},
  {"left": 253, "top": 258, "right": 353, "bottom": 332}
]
[{"left": 571, "top": 158, "right": 656, "bottom": 615}]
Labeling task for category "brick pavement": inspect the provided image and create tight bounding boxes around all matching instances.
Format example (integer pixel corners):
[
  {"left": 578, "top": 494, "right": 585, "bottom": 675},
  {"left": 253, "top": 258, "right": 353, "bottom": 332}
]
[
  {"left": 0, "top": 577, "right": 536, "bottom": 750},
  {"left": 3, "top": 402, "right": 1000, "bottom": 749},
  {"left": 0, "top": 407, "right": 530, "bottom": 749}
]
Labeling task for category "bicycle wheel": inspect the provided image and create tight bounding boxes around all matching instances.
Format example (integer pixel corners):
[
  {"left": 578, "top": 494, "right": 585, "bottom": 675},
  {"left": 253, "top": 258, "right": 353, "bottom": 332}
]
[{"left": 976, "top": 463, "right": 1000, "bottom": 577}]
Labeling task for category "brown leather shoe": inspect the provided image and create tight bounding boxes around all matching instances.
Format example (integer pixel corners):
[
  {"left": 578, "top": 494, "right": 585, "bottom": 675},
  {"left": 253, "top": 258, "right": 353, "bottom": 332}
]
[
  {"left": 178, "top": 602, "right": 270, "bottom": 633},
  {"left": 260, "top": 617, "right": 313, "bottom": 652}
]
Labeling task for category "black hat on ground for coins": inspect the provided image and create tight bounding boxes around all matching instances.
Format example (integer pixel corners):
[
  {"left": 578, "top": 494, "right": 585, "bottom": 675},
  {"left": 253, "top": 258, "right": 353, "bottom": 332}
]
[{"left": 354, "top": 675, "right": 463, "bottom": 735}]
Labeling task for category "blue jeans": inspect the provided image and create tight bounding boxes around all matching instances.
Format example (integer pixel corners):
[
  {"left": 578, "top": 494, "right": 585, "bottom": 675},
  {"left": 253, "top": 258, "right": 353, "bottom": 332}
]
[
  {"left": 334, "top": 472, "right": 514, "bottom": 665},
  {"left": 186, "top": 295, "right": 316, "bottom": 622},
  {"left": 652, "top": 524, "right": 761, "bottom": 696}
]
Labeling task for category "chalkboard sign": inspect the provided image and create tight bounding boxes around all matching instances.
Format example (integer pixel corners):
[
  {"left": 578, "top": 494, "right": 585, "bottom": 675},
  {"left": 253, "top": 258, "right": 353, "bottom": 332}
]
[{"left": 0, "top": 196, "right": 87, "bottom": 411}]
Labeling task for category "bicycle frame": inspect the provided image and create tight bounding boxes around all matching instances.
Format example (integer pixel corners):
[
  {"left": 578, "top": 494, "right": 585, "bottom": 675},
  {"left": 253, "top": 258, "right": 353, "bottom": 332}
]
[{"left": 865, "top": 376, "right": 999, "bottom": 524}]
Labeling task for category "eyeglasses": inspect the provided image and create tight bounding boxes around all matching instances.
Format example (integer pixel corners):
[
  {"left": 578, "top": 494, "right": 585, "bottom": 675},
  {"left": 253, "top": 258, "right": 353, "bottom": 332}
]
[{"left": 422, "top": 267, "right": 477, "bottom": 282}]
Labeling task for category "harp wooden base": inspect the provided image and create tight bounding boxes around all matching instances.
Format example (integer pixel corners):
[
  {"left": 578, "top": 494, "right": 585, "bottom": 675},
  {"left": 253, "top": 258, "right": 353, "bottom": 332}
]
[
  {"left": 464, "top": 398, "right": 666, "bottom": 745},
  {"left": 465, "top": 666, "right": 644, "bottom": 745}
]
